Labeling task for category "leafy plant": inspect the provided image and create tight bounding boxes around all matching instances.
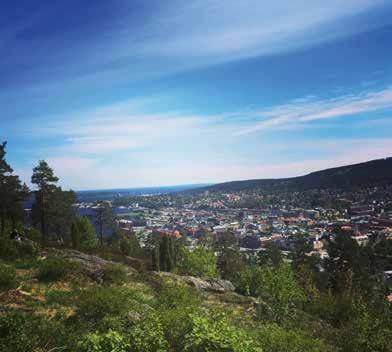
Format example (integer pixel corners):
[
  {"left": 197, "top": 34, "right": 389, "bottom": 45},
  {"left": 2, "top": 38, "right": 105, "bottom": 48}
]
[
  {"left": 183, "top": 312, "right": 261, "bottom": 352},
  {"left": 0, "top": 263, "right": 18, "bottom": 291},
  {"left": 74, "top": 287, "right": 145, "bottom": 324},
  {"left": 78, "top": 330, "right": 129, "bottom": 352},
  {"left": 179, "top": 246, "right": 218, "bottom": 278},
  {"left": 37, "top": 256, "right": 81, "bottom": 282},
  {"left": 127, "top": 312, "right": 169, "bottom": 352},
  {"left": 101, "top": 264, "right": 128, "bottom": 285}
]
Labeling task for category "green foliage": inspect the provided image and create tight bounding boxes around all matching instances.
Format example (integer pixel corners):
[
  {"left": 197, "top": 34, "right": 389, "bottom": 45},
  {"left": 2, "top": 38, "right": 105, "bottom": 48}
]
[
  {"left": 156, "top": 280, "right": 202, "bottom": 309},
  {"left": 0, "top": 239, "right": 18, "bottom": 259},
  {"left": 257, "top": 323, "right": 333, "bottom": 352},
  {"left": 78, "top": 330, "right": 130, "bottom": 352},
  {"left": 0, "top": 313, "right": 36, "bottom": 352},
  {"left": 37, "top": 256, "right": 81, "bottom": 282},
  {"left": 77, "top": 216, "right": 98, "bottom": 250},
  {"left": 0, "top": 311, "right": 66, "bottom": 352},
  {"left": 0, "top": 141, "right": 29, "bottom": 239},
  {"left": 74, "top": 286, "right": 147, "bottom": 324},
  {"left": 155, "top": 280, "right": 202, "bottom": 350},
  {"left": 118, "top": 230, "right": 141, "bottom": 257},
  {"left": 24, "top": 228, "right": 42, "bottom": 242},
  {"left": 128, "top": 312, "right": 169, "bottom": 352},
  {"left": 335, "top": 298, "right": 392, "bottom": 352},
  {"left": 183, "top": 312, "right": 261, "bottom": 352},
  {"left": 233, "top": 266, "right": 262, "bottom": 296},
  {"left": 257, "top": 263, "right": 305, "bottom": 322},
  {"left": 258, "top": 243, "right": 283, "bottom": 268},
  {"left": 15, "top": 240, "right": 40, "bottom": 258},
  {"left": 215, "top": 232, "right": 244, "bottom": 280},
  {"left": 0, "top": 238, "right": 40, "bottom": 260},
  {"left": 0, "top": 263, "right": 18, "bottom": 291},
  {"left": 101, "top": 264, "right": 128, "bottom": 285},
  {"left": 70, "top": 221, "right": 80, "bottom": 248},
  {"left": 151, "top": 234, "right": 180, "bottom": 272},
  {"left": 78, "top": 312, "right": 168, "bottom": 352},
  {"left": 235, "top": 264, "right": 304, "bottom": 322},
  {"left": 180, "top": 246, "right": 218, "bottom": 277}
]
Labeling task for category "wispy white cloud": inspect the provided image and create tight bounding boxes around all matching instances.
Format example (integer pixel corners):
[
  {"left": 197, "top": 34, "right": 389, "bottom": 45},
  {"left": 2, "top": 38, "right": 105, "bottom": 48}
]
[
  {"left": 1, "top": 0, "right": 390, "bottom": 95},
  {"left": 26, "top": 98, "right": 216, "bottom": 155},
  {"left": 23, "top": 86, "right": 392, "bottom": 156},
  {"left": 235, "top": 86, "right": 392, "bottom": 135}
]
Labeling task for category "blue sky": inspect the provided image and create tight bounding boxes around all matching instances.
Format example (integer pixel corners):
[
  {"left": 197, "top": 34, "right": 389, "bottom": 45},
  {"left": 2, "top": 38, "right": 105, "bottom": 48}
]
[{"left": 1, "top": 0, "right": 392, "bottom": 190}]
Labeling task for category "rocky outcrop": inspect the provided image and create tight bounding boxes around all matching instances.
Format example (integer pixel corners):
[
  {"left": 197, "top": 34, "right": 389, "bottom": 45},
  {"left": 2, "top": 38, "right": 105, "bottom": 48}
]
[
  {"left": 60, "top": 249, "right": 114, "bottom": 270},
  {"left": 153, "top": 271, "right": 235, "bottom": 293},
  {"left": 45, "top": 249, "right": 135, "bottom": 283}
]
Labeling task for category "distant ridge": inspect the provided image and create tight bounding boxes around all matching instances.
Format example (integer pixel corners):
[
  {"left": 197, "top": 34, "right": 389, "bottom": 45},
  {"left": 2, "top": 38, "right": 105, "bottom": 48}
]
[{"left": 204, "top": 157, "right": 392, "bottom": 192}]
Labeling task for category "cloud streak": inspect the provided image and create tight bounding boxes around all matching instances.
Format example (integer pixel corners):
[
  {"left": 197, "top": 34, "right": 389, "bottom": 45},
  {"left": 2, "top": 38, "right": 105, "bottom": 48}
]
[
  {"left": 235, "top": 86, "right": 392, "bottom": 135},
  {"left": 1, "top": 0, "right": 391, "bottom": 94}
]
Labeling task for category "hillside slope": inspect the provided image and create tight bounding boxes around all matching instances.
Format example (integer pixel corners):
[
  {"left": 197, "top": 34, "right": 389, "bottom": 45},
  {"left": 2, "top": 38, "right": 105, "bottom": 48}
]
[{"left": 205, "top": 157, "right": 392, "bottom": 192}]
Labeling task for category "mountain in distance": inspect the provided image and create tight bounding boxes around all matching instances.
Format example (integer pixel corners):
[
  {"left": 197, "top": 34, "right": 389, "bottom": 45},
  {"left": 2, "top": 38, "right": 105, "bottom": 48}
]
[
  {"left": 76, "top": 183, "right": 212, "bottom": 202},
  {"left": 203, "top": 157, "right": 392, "bottom": 192}
]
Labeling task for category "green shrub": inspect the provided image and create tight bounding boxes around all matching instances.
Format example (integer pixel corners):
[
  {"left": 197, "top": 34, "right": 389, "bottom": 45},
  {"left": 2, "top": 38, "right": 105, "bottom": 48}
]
[
  {"left": 78, "top": 313, "right": 168, "bottom": 352},
  {"left": 156, "top": 280, "right": 202, "bottom": 309},
  {"left": 183, "top": 312, "right": 261, "bottom": 352},
  {"left": 24, "top": 228, "right": 42, "bottom": 242},
  {"left": 75, "top": 287, "right": 146, "bottom": 324},
  {"left": 15, "top": 240, "right": 40, "bottom": 258},
  {"left": 0, "top": 238, "right": 40, "bottom": 260},
  {"left": 156, "top": 281, "right": 202, "bottom": 350},
  {"left": 234, "top": 264, "right": 305, "bottom": 322},
  {"left": 0, "top": 311, "right": 69, "bottom": 352},
  {"left": 78, "top": 329, "right": 129, "bottom": 352},
  {"left": 37, "top": 256, "right": 81, "bottom": 282},
  {"left": 257, "top": 323, "right": 334, "bottom": 352},
  {"left": 128, "top": 312, "right": 168, "bottom": 352},
  {"left": 179, "top": 246, "right": 218, "bottom": 278},
  {"left": 102, "top": 264, "right": 128, "bottom": 285},
  {"left": 0, "top": 240, "right": 18, "bottom": 259},
  {"left": 0, "top": 313, "right": 36, "bottom": 352},
  {"left": 0, "top": 263, "right": 18, "bottom": 291}
]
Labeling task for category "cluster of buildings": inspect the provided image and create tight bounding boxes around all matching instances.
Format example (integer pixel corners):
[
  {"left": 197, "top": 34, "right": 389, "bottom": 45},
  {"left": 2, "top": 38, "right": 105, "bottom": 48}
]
[{"left": 74, "top": 186, "right": 392, "bottom": 297}]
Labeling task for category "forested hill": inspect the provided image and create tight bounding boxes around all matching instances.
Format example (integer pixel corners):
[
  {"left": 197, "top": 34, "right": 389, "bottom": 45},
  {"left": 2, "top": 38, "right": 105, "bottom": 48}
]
[{"left": 205, "top": 157, "right": 392, "bottom": 192}]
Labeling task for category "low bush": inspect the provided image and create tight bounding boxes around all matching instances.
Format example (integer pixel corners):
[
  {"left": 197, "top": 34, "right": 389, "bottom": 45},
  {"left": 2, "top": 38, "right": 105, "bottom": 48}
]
[
  {"left": 183, "top": 312, "right": 261, "bottom": 352},
  {"left": 0, "top": 311, "right": 69, "bottom": 352},
  {"left": 101, "top": 264, "right": 128, "bottom": 285},
  {"left": 0, "top": 312, "right": 36, "bottom": 352},
  {"left": 15, "top": 240, "right": 40, "bottom": 258},
  {"left": 78, "top": 312, "right": 168, "bottom": 352},
  {"left": 37, "top": 256, "right": 81, "bottom": 282},
  {"left": 257, "top": 323, "right": 334, "bottom": 352},
  {"left": 179, "top": 246, "right": 219, "bottom": 278},
  {"left": 156, "top": 280, "right": 203, "bottom": 350},
  {"left": 128, "top": 312, "right": 169, "bottom": 352},
  {"left": 156, "top": 280, "right": 202, "bottom": 309},
  {"left": 78, "top": 329, "right": 129, "bottom": 352},
  {"left": 74, "top": 287, "right": 146, "bottom": 324},
  {"left": 0, "top": 263, "right": 18, "bottom": 291},
  {"left": 0, "top": 240, "right": 18, "bottom": 259}
]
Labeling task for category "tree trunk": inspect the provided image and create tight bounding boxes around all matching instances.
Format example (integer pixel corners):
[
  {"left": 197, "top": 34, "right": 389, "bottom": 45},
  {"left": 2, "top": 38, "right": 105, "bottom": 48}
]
[
  {"left": 0, "top": 211, "right": 5, "bottom": 238},
  {"left": 99, "top": 208, "right": 103, "bottom": 246},
  {"left": 11, "top": 215, "right": 16, "bottom": 231},
  {"left": 39, "top": 191, "right": 46, "bottom": 244}
]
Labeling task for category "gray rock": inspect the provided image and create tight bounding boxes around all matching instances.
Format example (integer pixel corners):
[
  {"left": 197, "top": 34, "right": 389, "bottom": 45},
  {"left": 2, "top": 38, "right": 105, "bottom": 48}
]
[{"left": 153, "top": 271, "right": 235, "bottom": 293}]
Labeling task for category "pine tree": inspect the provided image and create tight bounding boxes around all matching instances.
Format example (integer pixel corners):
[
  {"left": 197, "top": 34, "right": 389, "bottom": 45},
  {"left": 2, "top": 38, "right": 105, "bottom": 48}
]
[
  {"left": 0, "top": 142, "right": 29, "bottom": 237},
  {"left": 94, "top": 202, "right": 113, "bottom": 246},
  {"left": 31, "top": 160, "right": 59, "bottom": 243}
]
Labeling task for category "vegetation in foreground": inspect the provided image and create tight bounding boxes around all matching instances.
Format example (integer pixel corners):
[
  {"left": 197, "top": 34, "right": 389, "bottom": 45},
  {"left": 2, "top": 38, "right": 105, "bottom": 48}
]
[{"left": 0, "top": 141, "right": 391, "bottom": 351}]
